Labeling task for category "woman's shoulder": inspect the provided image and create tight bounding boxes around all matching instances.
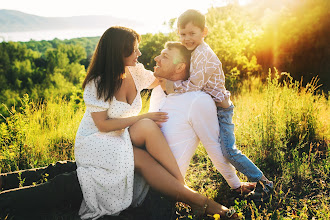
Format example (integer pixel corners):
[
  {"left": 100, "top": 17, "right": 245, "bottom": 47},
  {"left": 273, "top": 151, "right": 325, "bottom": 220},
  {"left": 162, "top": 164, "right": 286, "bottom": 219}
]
[
  {"left": 83, "top": 78, "right": 110, "bottom": 108},
  {"left": 84, "top": 78, "right": 99, "bottom": 93},
  {"left": 83, "top": 77, "right": 101, "bottom": 101}
]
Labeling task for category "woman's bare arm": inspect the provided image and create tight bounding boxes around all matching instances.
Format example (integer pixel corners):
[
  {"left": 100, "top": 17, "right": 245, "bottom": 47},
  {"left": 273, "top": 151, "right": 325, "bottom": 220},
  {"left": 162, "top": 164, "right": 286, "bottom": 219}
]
[
  {"left": 91, "top": 110, "right": 168, "bottom": 132},
  {"left": 147, "top": 78, "right": 160, "bottom": 89}
]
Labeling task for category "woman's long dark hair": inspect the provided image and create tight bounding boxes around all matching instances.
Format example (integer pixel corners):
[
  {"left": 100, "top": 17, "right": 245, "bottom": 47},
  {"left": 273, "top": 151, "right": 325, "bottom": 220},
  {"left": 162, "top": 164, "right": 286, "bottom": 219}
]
[{"left": 82, "top": 26, "right": 141, "bottom": 102}]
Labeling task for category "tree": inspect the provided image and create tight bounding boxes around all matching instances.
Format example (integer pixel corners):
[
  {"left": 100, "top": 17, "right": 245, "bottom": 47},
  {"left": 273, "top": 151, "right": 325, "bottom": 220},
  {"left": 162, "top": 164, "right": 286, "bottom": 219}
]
[
  {"left": 255, "top": 0, "right": 330, "bottom": 90},
  {"left": 205, "top": 5, "right": 262, "bottom": 91},
  {"left": 139, "top": 32, "right": 178, "bottom": 70}
]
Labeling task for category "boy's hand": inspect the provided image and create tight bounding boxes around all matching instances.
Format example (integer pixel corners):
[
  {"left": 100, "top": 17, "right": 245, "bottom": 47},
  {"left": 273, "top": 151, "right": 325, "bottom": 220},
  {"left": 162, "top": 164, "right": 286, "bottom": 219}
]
[{"left": 216, "top": 97, "right": 231, "bottom": 108}]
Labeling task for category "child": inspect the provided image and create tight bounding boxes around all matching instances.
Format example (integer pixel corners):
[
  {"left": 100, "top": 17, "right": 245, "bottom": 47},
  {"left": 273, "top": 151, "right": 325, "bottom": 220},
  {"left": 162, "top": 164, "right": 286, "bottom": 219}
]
[{"left": 165, "top": 9, "right": 273, "bottom": 200}]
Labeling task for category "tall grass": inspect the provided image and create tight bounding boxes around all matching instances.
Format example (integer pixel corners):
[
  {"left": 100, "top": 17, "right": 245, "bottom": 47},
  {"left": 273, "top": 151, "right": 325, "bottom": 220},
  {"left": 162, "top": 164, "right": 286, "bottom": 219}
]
[
  {"left": 234, "top": 70, "right": 329, "bottom": 181},
  {"left": 0, "top": 71, "right": 329, "bottom": 219},
  {"left": 0, "top": 94, "right": 84, "bottom": 172},
  {"left": 185, "top": 70, "right": 329, "bottom": 219}
]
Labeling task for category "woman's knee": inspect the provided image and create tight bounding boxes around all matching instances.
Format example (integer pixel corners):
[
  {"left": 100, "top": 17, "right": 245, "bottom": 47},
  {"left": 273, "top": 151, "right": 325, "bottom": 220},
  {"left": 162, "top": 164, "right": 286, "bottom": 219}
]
[
  {"left": 130, "top": 119, "right": 159, "bottom": 145},
  {"left": 134, "top": 118, "right": 158, "bottom": 132}
]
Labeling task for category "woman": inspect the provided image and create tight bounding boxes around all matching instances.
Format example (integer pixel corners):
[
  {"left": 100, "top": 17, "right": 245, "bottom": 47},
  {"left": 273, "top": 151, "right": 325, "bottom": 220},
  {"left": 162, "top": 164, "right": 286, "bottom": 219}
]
[{"left": 74, "top": 26, "right": 185, "bottom": 219}]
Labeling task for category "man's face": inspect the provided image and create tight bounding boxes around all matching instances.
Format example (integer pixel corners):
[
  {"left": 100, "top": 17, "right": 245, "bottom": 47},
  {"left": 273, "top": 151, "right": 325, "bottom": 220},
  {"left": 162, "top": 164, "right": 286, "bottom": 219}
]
[
  {"left": 178, "top": 22, "right": 206, "bottom": 51},
  {"left": 154, "top": 47, "right": 182, "bottom": 80}
]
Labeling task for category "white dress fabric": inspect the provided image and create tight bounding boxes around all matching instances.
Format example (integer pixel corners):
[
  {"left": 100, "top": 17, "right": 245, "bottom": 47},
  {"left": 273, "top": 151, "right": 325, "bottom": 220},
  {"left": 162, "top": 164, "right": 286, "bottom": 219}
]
[{"left": 74, "top": 63, "right": 155, "bottom": 220}]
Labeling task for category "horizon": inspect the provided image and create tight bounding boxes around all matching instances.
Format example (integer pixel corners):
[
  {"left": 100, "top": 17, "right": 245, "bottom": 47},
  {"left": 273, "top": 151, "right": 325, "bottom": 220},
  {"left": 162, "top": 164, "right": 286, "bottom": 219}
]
[
  {"left": 0, "top": 0, "right": 304, "bottom": 42},
  {"left": 0, "top": 0, "right": 236, "bottom": 22},
  {"left": 0, "top": 0, "right": 252, "bottom": 29},
  {"left": 0, "top": 0, "right": 252, "bottom": 42}
]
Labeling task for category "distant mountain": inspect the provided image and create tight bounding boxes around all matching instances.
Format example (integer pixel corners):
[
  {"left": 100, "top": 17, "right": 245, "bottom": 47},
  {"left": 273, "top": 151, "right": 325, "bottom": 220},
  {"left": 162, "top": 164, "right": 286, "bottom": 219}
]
[{"left": 0, "top": 9, "right": 142, "bottom": 32}]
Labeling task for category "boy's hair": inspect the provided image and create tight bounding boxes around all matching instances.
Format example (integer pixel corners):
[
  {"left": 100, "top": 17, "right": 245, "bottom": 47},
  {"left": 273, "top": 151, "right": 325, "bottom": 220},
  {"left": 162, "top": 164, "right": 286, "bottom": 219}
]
[
  {"left": 165, "top": 41, "right": 191, "bottom": 66},
  {"left": 177, "top": 9, "right": 205, "bottom": 30}
]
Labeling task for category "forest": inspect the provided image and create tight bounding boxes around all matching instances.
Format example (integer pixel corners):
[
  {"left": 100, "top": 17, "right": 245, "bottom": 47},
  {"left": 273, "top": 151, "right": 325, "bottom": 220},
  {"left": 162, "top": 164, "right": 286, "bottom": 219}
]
[{"left": 0, "top": 0, "right": 329, "bottom": 219}]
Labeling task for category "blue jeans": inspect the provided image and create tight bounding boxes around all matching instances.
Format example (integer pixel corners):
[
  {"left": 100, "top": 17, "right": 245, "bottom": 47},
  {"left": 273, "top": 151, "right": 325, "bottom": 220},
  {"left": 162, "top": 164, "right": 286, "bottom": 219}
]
[{"left": 217, "top": 104, "right": 263, "bottom": 182}]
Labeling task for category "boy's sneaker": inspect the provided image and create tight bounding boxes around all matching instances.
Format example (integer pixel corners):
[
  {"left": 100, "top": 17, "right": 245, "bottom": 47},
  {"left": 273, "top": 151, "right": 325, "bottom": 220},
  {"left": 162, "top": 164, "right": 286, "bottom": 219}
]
[{"left": 247, "top": 180, "right": 273, "bottom": 202}]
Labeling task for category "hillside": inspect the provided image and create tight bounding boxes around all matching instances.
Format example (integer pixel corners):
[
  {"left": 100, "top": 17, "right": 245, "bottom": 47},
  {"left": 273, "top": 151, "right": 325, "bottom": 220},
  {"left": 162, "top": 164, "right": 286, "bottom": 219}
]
[{"left": 0, "top": 9, "right": 141, "bottom": 32}]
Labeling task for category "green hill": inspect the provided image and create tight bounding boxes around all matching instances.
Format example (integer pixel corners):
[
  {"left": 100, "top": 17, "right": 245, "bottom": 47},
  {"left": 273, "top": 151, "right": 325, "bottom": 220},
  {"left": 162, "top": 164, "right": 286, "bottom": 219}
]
[{"left": 0, "top": 9, "right": 141, "bottom": 32}]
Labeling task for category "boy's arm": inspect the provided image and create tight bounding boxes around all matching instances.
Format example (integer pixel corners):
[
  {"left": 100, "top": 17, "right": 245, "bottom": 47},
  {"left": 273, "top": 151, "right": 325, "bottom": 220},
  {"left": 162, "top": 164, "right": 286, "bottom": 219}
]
[{"left": 166, "top": 52, "right": 220, "bottom": 94}]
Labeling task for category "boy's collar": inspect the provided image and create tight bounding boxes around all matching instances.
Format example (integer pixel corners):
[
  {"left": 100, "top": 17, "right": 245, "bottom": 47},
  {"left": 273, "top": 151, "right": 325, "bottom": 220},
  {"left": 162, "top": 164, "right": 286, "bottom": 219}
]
[{"left": 191, "top": 41, "right": 206, "bottom": 53}]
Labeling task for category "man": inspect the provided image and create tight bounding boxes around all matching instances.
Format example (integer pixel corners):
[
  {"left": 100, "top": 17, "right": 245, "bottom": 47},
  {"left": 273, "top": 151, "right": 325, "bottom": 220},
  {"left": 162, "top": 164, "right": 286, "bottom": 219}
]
[
  {"left": 0, "top": 42, "right": 255, "bottom": 218},
  {"left": 150, "top": 42, "right": 253, "bottom": 191}
]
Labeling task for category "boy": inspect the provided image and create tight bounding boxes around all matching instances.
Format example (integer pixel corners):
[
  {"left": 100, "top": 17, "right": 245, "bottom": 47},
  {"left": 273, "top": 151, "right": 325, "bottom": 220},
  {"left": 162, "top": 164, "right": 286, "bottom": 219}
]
[{"left": 165, "top": 9, "right": 273, "bottom": 200}]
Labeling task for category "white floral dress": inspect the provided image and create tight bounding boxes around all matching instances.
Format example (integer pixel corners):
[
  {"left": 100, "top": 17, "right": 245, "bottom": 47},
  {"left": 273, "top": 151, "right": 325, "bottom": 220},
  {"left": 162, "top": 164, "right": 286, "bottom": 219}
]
[{"left": 74, "top": 63, "right": 155, "bottom": 219}]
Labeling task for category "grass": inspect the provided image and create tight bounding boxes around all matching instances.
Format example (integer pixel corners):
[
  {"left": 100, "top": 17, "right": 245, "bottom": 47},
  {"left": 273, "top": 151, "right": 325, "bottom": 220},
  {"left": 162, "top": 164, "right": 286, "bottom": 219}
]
[
  {"left": 0, "top": 71, "right": 329, "bottom": 219},
  {"left": 0, "top": 95, "right": 84, "bottom": 172},
  {"left": 184, "top": 70, "right": 329, "bottom": 219}
]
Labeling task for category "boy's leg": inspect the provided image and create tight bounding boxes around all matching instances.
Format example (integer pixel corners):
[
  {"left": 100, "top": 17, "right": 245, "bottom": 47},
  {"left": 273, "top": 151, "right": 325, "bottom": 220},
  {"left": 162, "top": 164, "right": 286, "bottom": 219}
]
[
  {"left": 217, "top": 103, "right": 263, "bottom": 182},
  {"left": 0, "top": 160, "right": 77, "bottom": 191},
  {"left": 0, "top": 170, "right": 82, "bottom": 216}
]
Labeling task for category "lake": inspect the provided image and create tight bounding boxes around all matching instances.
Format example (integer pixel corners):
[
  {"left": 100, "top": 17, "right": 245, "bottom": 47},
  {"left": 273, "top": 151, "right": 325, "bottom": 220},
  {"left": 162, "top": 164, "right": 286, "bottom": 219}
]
[{"left": 0, "top": 25, "right": 170, "bottom": 42}]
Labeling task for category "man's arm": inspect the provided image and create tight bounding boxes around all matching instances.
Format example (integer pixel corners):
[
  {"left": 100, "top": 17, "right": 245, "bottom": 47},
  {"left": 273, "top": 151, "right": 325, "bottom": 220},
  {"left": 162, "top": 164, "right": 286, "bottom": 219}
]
[{"left": 188, "top": 93, "right": 241, "bottom": 189}]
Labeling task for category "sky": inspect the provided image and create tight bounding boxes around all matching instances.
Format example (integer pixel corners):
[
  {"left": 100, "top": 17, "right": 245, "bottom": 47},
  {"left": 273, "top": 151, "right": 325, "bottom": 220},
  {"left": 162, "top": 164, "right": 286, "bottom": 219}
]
[
  {"left": 0, "top": 0, "right": 252, "bottom": 41},
  {"left": 1, "top": 0, "right": 251, "bottom": 25}
]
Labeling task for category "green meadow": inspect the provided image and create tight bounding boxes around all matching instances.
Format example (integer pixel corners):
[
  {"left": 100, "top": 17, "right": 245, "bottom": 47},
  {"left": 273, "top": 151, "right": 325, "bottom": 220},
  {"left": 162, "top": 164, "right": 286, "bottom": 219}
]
[
  {"left": 1, "top": 0, "right": 329, "bottom": 218},
  {"left": 1, "top": 71, "right": 329, "bottom": 219}
]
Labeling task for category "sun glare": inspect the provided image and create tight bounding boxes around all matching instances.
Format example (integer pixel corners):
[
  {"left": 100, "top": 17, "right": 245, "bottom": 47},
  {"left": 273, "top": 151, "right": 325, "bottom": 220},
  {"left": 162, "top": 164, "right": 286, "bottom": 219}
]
[{"left": 238, "top": 0, "right": 252, "bottom": 6}]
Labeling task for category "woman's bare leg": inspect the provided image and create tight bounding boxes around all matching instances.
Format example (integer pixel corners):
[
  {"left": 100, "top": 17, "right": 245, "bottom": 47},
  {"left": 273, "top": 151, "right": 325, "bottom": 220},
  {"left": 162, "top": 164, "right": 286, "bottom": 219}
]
[
  {"left": 129, "top": 118, "right": 185, "bottom": 184},
  {"left": 133, "top": 147, "right": 232, "bottom": 216}
]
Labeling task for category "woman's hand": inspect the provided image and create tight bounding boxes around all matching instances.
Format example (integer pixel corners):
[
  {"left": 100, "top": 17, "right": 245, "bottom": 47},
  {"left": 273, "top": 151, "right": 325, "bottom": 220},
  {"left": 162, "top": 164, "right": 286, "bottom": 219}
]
[{"left": 141, "top": 112, "right": 168, "bottom": 123}]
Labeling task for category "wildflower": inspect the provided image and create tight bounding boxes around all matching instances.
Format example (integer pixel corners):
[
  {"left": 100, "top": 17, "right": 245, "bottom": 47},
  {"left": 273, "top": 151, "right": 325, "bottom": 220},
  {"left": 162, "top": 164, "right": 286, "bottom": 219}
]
[{"left": 213, "top": 214, "right": 220, "bottom": 220}]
